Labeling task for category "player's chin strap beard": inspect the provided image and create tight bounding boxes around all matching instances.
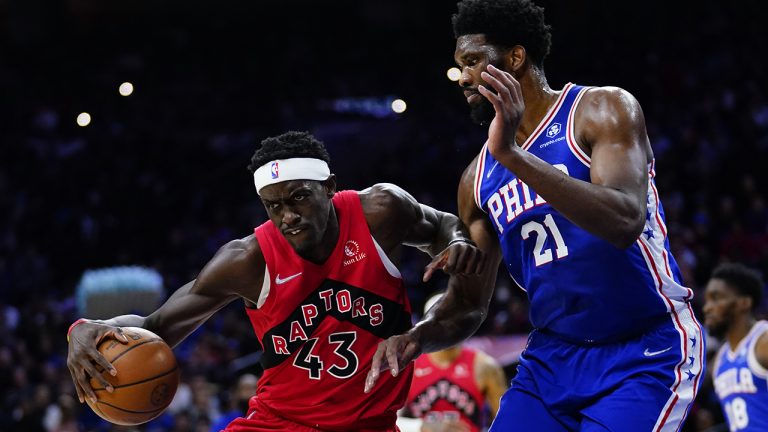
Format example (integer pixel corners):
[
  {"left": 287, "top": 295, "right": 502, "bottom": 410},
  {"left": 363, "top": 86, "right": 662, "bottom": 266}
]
[{"left": 253, "top": 158, "right": 331, "bottom": 195}]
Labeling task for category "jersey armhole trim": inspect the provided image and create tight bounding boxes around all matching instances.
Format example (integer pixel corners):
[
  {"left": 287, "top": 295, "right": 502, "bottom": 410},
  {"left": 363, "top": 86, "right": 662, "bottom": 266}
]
[
  {"left": 473, "top": 143, "right": 488, "bottom": 213},
  {"left": 372, "top": 235, "right": 402, "bottom": 279},
  {"left": 747, "top": 323, "right": 768, "bottom": 379},
  {"left": 256, "top": 265, "right": 271, "bottom": 309},
  {"left": 566, "top": 86, "right": 591, "bottom": 168}
]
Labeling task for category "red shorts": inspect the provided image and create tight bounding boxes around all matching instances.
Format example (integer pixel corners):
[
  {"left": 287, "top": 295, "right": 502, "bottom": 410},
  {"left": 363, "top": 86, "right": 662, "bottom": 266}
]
[{"left": 222, "top": 398, "right": 399, "bottom": 432}]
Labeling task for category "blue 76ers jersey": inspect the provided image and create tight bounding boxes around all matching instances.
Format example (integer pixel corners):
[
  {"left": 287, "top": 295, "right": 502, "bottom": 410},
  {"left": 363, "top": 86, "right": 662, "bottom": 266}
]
[
  {"left": 474, "top": 83, "right": 693, "bottom": 343},
  {"left": 713, "top": 321, "right": 768, "bottom": 432}
]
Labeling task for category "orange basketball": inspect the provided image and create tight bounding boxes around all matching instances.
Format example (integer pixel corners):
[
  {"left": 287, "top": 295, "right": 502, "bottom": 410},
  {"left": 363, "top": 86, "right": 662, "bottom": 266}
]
[{"left": 86, "top": 327, "right": 180, "bottom": 425}]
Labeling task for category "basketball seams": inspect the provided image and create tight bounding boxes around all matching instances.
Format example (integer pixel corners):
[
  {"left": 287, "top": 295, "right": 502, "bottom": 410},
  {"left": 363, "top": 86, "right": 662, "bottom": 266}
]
[
  {"left": 96, "top": 400, "right": 166, "bottom": 415},
  {"left": 104, "top": 338, "right": 163, "bottom": 364},
  {"left": 92, "top": 365, "right": 179, "bottom": 391}
]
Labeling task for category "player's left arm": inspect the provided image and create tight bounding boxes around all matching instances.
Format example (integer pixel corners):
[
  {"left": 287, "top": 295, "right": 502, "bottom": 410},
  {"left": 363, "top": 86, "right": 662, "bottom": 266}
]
[
  {"left": 361, "top": 183, "right": 485, "bottom": 279},
  {"left": 755, "top": 331, "right": 768, "bottom": 370},
  {"left": 474, "top": 351, "right": 508, "bottom": 419},
  {"left": 481, "top": 66, "right": 649, "bottom": 248}
]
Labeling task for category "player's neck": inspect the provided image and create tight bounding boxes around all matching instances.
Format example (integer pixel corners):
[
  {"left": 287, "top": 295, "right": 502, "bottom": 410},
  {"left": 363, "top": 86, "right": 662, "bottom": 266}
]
[
  {"left": 727, "top": 316, "right": 757, "bottom": 349},
  {"left": 516, "top": 67, "right": 559, "bottom": 144},
  {"left": 429, "top": 346, "right": 462, "bottom": 366}
]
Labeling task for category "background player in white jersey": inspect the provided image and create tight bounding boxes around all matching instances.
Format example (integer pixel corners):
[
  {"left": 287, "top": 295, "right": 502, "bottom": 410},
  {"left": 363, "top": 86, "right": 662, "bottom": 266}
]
[
  {"left": 704, "top": 263, "right": 768, "bottom": 432},
  {"left": 368, "top": 0, "right": 704, "bottom": 430}
]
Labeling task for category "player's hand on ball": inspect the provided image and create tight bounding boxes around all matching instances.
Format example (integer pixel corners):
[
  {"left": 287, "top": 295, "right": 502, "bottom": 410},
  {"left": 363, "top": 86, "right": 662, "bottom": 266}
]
[
  {"left": 66, "top": 320, "right": 129, "bottom": 404},
  {"left": 364, "top": 332, "right": 421, "bottom": 393},
  {"left": 423, "top": 240, "right": 485, "bottom": 282}
]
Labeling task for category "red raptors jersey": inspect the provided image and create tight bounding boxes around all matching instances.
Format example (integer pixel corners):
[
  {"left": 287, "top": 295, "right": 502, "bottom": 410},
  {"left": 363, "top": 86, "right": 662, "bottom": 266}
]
[
  {"left": 404, "top": 348, "right": 485, "bottom": 432},
  {"left": 245, "top": 190, "right": 413, "bottom": 431}
]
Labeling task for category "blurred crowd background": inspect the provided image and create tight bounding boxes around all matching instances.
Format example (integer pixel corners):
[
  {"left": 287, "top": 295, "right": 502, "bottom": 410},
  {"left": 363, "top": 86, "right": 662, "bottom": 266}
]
[{"left": 2, "top": 1, "right": 768, "bottom": 431}]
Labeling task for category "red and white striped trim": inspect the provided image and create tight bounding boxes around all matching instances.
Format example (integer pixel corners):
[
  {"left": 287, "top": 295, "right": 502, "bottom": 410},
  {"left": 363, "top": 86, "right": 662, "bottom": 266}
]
[
  {"left": 521, "top": 83, "right": 574, "bottom": 152},
  {"left": 635, "top": 237, "right": 703, "bottom": 431},
  {"left": 566, "top": 87, "right": 591, "bottom": 167},
  {"left": 473, "top": 142, "right": 489, "bottom": 212}
]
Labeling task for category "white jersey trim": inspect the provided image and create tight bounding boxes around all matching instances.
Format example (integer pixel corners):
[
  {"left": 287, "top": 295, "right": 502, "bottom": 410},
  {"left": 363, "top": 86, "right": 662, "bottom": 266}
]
[
  {"left": 565, "top": 86, "right": 591, "bottom": 167},
  {"left": 473, "top": 143, "right": 489, "bottom": 212},
  {"left": 521, "top": 83, "right": 573, "bottom": 151},
  {"left": 372, "top": 235, "right": 402, "bottom": 279},
  {"left": 256, "top": 265, "right": 271, "bottom": 309}
]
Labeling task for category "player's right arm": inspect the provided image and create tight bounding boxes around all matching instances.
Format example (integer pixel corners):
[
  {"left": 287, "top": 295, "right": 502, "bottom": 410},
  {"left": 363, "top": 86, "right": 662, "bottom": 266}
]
[
  {"left": 412, "top": 157, "right": 503, "bottom": 355},
  {"left": 365, "top": 156, "right": 504, "bottom": 393},
  {"left": 66, "top": 234, "right": 265, "bottom": 404}
]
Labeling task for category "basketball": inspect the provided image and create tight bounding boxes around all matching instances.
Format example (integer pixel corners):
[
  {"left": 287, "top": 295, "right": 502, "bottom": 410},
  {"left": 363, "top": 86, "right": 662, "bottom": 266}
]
[{"left": 85, "top": 327, "right": 180, "bottom": 425}]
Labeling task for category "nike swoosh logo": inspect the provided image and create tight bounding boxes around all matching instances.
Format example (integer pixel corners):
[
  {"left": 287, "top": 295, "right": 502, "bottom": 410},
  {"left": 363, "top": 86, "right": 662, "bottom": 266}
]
[
  {"left": 486, "top": 161, "right": 499, "bottom": 179},
  {"left": 275, "top": 272, "right": 302, "bottom": 284},
  {"left": 643, "top": 346, "right": 672, "bottom": 357}
]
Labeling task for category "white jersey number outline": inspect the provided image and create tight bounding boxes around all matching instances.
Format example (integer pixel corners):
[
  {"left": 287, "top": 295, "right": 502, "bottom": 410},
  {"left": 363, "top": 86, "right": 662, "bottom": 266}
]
[{"left": 521, "top": 214, "right": 569, "bottom": 266}]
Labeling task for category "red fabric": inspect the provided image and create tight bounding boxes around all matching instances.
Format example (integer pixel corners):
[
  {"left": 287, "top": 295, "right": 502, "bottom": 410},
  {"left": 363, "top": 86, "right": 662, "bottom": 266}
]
[
  {"left": 404, "top": 348, "right": 485, "bottom": 432},
  {"left": 243, "top": 190, "right": 412, "bottom": 431},
  {"left": 224, "top": 398, "right": 402, "bottom": 432}
]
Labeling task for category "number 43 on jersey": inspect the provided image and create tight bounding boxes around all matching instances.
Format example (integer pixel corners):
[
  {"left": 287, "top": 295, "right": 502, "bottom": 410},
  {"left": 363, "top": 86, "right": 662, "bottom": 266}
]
[{"left": 293, "top": 331, "right": 359, "bottom": 380}]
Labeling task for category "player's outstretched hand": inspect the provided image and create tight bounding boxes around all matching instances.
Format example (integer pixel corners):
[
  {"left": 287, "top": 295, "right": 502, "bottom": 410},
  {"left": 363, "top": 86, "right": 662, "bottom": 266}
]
[
  {"left": 364, "top": 332, "right": 421, "bottom": 393},
  {"left": 66, "top": 320, "right": 129, "bottom": 404},
  {"left": 423, "top": 240, "right": 485, "bottom": 282}
]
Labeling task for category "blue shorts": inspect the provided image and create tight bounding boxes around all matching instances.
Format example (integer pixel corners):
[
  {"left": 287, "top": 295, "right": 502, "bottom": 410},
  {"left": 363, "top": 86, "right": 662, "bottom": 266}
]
[{"left": 490, "top": 307, "right": 704, "bottom": 432}]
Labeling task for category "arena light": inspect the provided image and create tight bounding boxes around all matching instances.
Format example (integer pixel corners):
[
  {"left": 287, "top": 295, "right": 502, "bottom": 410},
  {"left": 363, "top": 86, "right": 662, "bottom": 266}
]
[
  {"left": 447, "top": 67, "right": 461, "bottom": 81},
  {"left": 391, "top": 99, "right": 407, "bottom": 114},
  {"left": 119, "top": 82, "right": 134, "bottom": 96},
  {"left": 77, "top": 112, "right": 92, "bottom": 127}
]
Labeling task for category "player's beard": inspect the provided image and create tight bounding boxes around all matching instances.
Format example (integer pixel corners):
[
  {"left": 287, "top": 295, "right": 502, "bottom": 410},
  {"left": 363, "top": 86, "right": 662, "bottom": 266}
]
[
  {"left": 706, "top": 312, "right": 734, "bottom": 339},
  {"left": 469, "top": 97, "right": 496, "bottom": 126}
]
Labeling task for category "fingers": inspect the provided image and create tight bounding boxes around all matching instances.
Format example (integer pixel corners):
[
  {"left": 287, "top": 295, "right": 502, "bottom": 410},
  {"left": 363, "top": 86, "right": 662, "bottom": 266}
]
[
  {"left": 68, "top": 365, "right": 85, "bottom": 403},
  {"left": 423, "top": 253, "right": 448, "bottom": 282},
  {"left": 385, "top": 341, "right": 400, "bottom": 377},
  {"left": 480, "top": 64, "right": 523, "bottom": 115},
  {"left": 365, "top": 342, "right": 386, "bottom": 393},
  {"left": 111, "top": 327, "right": 130, "bottom": 344},
  {"left": 80, "top": 353, "right": 115, "bottom": 392},
  {"left": 438, "top": 245, "right": 485, "bottom": 276}
]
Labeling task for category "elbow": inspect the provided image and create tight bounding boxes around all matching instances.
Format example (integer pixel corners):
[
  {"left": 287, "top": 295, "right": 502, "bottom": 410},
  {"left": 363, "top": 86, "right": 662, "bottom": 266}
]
[{"left": 608, "top": 210, "right": 646, "bottom": 249}]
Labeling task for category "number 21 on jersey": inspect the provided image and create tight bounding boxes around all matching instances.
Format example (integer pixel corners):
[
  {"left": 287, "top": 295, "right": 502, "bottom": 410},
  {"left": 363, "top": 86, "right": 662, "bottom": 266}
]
[{"left": 521, "top": 214, "right": 569, "bottom": 266}]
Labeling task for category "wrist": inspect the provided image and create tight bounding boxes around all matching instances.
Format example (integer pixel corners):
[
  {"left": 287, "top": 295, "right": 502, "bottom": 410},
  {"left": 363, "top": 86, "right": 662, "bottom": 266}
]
[
  {"left": 447, "top": 237, "right": 476, "bottom": 248},
  {"left": 67, "top": 318, "right": 90, "bottom": 342}
]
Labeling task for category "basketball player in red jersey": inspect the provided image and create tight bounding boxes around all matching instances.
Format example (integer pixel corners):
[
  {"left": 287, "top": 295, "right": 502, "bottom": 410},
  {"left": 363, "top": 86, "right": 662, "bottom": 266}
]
[
  {"left": 398, "top": 293, "right": 507, "bottom": 432},
  {"left": 66, "top": 131, "right": 490, "bottom": 432}
]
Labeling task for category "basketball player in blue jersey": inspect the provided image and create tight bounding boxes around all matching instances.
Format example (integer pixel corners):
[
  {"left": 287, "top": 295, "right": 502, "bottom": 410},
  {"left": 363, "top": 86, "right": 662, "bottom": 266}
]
[
  {"left": 704, "top": 263, "right": 768, "bottom": 431},
  {"left": 367, "top": 0, "right": 704, "bottom": 430}
]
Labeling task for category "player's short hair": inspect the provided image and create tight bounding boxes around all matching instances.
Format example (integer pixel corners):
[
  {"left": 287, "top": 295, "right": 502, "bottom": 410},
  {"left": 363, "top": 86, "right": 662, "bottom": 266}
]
[
  {"left": 452, "top": 0, "right": 552, "bottom": 68},
  {"left": 712, "top": 263, "right": 764, "bottom": 311},
  {"left": 248, "top": 131, "right": 331, "bottom": 173}
]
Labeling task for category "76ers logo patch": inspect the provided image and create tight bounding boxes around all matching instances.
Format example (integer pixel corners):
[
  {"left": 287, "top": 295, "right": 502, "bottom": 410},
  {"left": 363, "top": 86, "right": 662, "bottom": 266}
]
[
  {"left": 343, "top": 240, "right": 366, "bottom": 266},
  {"left": 270, "top": 162, "right": 279, "bottom": 179}
]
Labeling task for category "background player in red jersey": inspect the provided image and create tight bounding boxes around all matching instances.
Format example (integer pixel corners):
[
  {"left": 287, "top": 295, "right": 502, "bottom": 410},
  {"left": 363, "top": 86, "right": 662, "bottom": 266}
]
[
  {"left": 66, "top": 131, "right": 490, "bottom": 431},
  {"left": 398, "top": 293, "right": 507, "bottom": 432}
]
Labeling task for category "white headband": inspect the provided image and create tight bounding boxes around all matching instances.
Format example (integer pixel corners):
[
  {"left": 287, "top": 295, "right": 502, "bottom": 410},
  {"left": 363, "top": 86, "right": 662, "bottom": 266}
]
[{"left": 253, "top": 158, "right": 331, "bottom": 194}]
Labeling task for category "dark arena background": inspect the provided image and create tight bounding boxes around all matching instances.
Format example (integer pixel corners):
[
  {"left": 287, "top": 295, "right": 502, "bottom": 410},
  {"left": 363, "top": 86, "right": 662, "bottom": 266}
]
[{"left": 2, "top": 1, "right": 768, "bottom": 431}]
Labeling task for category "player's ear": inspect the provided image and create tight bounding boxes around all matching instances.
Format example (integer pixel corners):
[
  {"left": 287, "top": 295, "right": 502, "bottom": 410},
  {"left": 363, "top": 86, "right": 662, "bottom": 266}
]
[
  {"left": 323, "top": 175, "right": 337, "bottom": 198},
  {"left": 737, "top": 295, "right": 753, "bottom": 312},
  {"left": 504, "top": 45, "right": 526, "bottom": 75}
]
